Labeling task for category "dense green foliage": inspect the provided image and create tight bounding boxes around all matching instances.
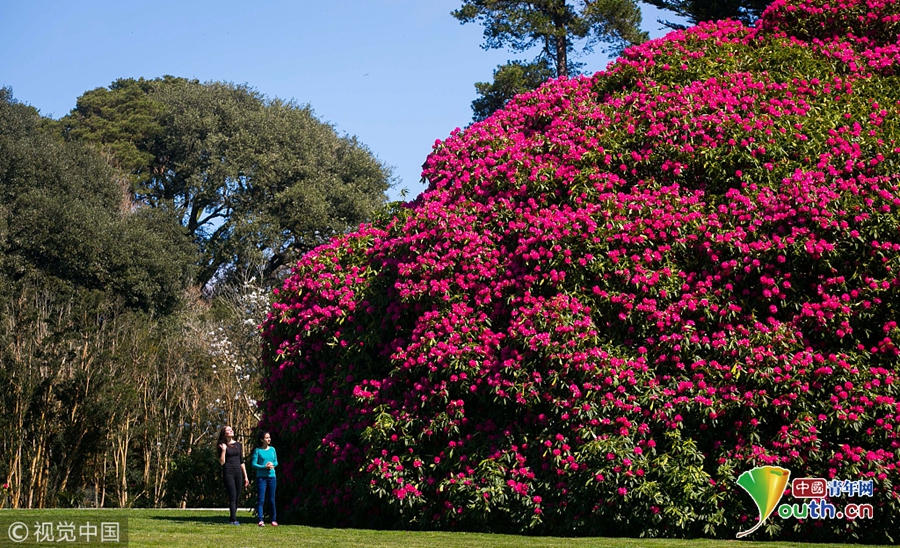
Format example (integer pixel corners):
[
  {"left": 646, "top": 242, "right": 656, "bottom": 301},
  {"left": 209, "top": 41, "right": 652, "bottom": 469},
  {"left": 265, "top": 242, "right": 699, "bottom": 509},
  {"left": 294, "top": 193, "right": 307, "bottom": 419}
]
[
  {"left": 0, "top": 87, "right": 204, "bottom": 509},
  {"left": 58, "top": 77, "right": 393, "bottom": 285},
  {"left": 262, "top": 0, "right": 900, "bottom": 542},
  {"left": 0, "top": 87, "right": 194, "bottom": 314},
  {"left": 0, "top": 87, "right": 274, "bottom": 510}
]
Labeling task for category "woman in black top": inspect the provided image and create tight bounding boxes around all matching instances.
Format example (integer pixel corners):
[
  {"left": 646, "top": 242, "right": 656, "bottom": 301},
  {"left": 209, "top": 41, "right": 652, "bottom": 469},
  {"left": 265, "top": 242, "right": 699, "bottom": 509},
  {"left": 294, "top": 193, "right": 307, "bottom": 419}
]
[{"left": 217, "top": 426, "right": 249, "bottom": 525}]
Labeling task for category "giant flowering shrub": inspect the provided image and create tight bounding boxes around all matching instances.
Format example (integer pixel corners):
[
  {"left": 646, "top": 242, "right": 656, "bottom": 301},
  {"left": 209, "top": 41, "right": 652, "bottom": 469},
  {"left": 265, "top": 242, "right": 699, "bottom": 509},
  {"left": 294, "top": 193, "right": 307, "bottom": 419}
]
[{"left": 260, "top": 0, "right": 900, "bottom": 541}]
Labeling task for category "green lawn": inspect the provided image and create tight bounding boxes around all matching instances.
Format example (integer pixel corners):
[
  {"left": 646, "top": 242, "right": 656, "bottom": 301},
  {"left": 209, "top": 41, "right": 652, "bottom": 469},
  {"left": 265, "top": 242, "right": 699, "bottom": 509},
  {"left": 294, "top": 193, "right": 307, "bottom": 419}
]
[{"left": 0, "top": 509, "right": 892, "bottom": 548}]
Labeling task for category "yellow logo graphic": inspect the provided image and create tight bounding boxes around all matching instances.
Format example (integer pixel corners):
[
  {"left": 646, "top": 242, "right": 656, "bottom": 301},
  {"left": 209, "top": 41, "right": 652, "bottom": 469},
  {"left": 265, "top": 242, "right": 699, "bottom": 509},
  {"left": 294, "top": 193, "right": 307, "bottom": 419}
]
[{"left": 735, "top": 466, "right": 791, "bottom": 538}]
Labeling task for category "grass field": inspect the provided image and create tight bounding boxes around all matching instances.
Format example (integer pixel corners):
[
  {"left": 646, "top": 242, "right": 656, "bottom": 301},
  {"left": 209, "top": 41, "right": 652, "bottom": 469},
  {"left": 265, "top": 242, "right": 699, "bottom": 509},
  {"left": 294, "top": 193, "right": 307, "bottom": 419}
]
[{"left": 0, "top": 509, "right": 893, "bottom": 548}]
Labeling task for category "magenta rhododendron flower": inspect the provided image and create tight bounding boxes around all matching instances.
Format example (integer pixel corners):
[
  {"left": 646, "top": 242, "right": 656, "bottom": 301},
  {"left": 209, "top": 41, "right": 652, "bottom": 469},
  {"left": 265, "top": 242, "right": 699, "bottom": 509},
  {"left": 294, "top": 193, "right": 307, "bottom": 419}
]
[{"left": 259, "top": 0, "right": 900, "bottom": 540}]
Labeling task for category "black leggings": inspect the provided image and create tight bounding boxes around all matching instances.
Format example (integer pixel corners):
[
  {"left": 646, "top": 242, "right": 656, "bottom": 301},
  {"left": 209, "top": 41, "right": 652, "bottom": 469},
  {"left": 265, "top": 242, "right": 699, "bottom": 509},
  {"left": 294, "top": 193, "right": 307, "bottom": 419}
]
[{"left": 223, "top": 468, "right": 243, "bottom": 520}]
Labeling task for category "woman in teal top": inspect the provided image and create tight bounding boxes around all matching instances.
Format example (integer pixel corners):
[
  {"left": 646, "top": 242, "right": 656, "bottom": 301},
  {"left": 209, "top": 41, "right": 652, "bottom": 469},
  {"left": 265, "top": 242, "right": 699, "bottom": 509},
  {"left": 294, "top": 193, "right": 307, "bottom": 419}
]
[{"left": 251, "top": 431, "right": 278, "bottom": 526}]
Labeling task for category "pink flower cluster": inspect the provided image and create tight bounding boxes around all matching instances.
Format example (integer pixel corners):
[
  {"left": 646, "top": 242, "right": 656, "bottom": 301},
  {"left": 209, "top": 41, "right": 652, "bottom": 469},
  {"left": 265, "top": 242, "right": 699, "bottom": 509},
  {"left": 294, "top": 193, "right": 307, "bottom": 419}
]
[{"left": 260, "top": 0, "right": 900, "bottom": 539}]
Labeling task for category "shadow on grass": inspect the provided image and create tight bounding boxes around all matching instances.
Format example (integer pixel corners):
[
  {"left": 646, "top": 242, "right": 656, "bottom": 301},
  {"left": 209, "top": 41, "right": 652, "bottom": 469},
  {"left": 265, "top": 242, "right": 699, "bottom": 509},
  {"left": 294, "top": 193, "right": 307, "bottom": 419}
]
[{"left": 147, "top": 512, "right": 255, "bottom": 526}]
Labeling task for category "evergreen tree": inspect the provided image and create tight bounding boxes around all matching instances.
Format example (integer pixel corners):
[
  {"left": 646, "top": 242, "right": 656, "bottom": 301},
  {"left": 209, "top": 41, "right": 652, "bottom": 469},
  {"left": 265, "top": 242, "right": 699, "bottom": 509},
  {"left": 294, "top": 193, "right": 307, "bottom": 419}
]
[
  {"left": 643, "top": 0, "right": 771, "bottom": 30},
  {"left": 454, "top": 0, "right": 647, "bottom": 119},
  {"left": 471, "top": 59, "right": 555, "bottom": 121}
]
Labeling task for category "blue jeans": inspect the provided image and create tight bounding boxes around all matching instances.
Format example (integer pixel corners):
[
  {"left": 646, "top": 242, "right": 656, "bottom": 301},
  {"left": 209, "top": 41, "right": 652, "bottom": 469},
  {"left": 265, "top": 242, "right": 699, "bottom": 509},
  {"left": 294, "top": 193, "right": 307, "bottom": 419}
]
[{"left": 256, "top": 476, "right": 276, "bottom": 522}]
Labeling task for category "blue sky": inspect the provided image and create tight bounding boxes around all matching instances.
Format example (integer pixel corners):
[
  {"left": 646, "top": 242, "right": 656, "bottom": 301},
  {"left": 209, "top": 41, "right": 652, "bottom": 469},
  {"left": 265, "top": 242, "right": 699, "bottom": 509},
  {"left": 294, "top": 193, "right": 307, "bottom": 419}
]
[{"left": 1, "top": 1, "right": 683, "bottom": 201}]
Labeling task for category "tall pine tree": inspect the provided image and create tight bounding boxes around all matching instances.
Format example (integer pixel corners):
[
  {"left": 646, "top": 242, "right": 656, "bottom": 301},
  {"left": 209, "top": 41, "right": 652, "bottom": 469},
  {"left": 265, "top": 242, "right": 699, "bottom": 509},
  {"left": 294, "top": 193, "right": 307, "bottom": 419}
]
[
  {"left": 643, "top": 0, "right": 771, "bottom": 30},
  {"left": 454, "top": 0, "right": 647, "bottom": 120}
]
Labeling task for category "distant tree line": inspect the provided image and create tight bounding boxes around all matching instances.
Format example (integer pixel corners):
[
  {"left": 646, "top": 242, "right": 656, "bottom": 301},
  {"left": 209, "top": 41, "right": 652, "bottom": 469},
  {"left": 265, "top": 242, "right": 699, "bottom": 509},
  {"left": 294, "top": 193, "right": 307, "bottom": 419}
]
[{"left": 0, "top": 81, "right": 391, "bottom": 508}]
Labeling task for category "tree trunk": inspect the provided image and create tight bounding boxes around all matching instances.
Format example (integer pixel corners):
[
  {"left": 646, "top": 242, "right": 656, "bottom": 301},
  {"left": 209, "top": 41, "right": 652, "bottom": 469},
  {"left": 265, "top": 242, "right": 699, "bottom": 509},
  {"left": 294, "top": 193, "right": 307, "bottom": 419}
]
[
  {"left": 113, "top": 418, "right": 132, "bottom": 508},
  {"left": 100, "top": 456, "right": 107, "bottom": 508},
  {"left": 555, "top": 35, "right": 568, "bottom": 77},
  {"left": 554, "top": 14, "right": 568, "bottom": 77}
]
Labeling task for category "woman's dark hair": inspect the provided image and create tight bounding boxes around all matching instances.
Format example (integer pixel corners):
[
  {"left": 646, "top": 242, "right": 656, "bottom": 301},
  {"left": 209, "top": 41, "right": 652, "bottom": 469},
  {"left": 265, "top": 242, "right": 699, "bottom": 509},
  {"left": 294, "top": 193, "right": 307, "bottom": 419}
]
[
  {"left": 217, "top": 426, "right": 234, "bottom": 448},
  {"left": 256, "top": 431, "right": 271, "bottom": 447}
]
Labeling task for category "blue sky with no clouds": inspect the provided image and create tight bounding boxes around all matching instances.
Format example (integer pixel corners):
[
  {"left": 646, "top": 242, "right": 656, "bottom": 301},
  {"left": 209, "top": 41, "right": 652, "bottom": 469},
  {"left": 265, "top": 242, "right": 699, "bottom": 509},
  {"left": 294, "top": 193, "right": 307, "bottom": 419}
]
[{"left": 1, "top": 1, "right": 685, "bottom": 201}]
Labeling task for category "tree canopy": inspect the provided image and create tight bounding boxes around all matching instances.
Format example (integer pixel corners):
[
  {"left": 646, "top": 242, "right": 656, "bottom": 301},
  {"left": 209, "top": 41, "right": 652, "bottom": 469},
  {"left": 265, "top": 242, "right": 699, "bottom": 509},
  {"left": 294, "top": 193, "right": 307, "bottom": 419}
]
[
  {"left": 643, "top": 0, "right": 771, "bottom": 29},
  {"left": 0, "top": 87, "right": 194, "bottom": 315},
  {"left": 454, "top": 0, "right": 647, "bottom": 77},
  {"left": 454, "top": 0, "right": 647, "bottom": 120},
  {"left": 58, "top": 77, "right": 393, "bottom": 286}
]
